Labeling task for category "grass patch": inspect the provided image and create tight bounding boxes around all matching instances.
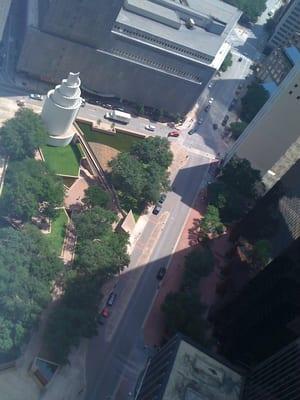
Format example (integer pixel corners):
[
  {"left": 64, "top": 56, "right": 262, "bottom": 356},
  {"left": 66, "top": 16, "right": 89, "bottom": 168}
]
[
  {"left": 46, "top": 210, "right": 68, "bottom": 256},
  {"left": 78, "top": 122, "right": 142, "bottom": 153},
  {"left": 42, "top": 143, "right": 82, "bottom": 176}
]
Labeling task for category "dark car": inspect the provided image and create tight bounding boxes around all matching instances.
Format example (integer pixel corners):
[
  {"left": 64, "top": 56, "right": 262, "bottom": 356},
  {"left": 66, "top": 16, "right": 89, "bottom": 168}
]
[
  {"left": 221, "top": 115, "right": 229, "bottom": 126},
  {"left": 158, "top": 194, "right": 166, "bottom": 204},
  {"left": 102, "top": 103, "right": 113, "bottom": 109},
  {"left": 107, "top": 292, "right": 117, "bottom": 306},
  {"left": 188, "top": 129, "right": 194, "bottom": 135},
  {"left": 213, "top": 123, "right": 218, "bottom": 130},
  {"left": 156, "top": 267, "right": 166, "bottom": 280},
  {"left": 238, "top": 57, "right": 243, "bottom": 62},
  {"left": 152, "top": 204, "right": 162, "bottom": 215},
  {"left": 204, "top": 104, "right": 211, "bottom": 112}
]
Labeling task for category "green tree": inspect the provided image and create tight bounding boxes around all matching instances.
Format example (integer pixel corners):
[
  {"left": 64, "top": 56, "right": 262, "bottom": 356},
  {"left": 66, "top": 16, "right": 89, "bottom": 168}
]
[
  {"left": 130, "top": 137, "right": 173, "bottom": 169},
  {"left": 83, "top": 186, "right": 110, "bottom": 209},
  {"left": 73, "top": 206, "right": 116, "bottom": 242},
  {"left": 0, "top": 226, "right": 63, "bottom": 354},
  {"left": 220, "top": 51, "right": 233, "bottom": 72},
  {"left": 75, "top": 231, "right": 129, "bottom": 278},
  {"left": 240, "top": 82, "right": 269, "bottom": 123},
  {"left": 0, "top": 108, "right": 47, "bottom": 160},
  {"left": 252, "top": 239, "right": 272, "bottom": 268},
  {"left": 201, "top": 205, "right": 225, "bottom": 237},
  {"left": 229, "top": 121, "right": 248, "bottom": 140},
  {"left": 0, "top": 159, "right": 64, "bottom": 221},
  {"left": 223, "top": 0, "right": 267, "bottom": 22},
  {"left": 183, "top": 248, "right": 214, "bottom": 288}
]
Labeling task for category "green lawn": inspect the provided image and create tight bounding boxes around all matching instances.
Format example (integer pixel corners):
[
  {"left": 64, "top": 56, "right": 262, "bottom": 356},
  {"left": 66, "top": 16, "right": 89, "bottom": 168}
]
[
  {"left": 42, "top": 143, "right": 82, "bottom": 176},
  {"left": 46, "top": 210, "right": 68, "bottom": 256},
  {"left": 78, "top": 122, "right": 142, "bottom": 153}
]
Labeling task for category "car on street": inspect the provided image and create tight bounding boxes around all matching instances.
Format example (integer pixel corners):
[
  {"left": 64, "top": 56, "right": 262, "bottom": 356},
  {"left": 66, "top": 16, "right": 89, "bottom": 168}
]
[
  {"left": 29, "top": 93, "right": 43, "bottom": 101},
  {"left": 168, "top": 130, "right": 180, "bottom": 137},
  {"left": 114, "top": 106, "right": 125, "bottom": 112},
  {"left": 221, "top": 115, "right": 229, "bottom": 126},
  {"left": 229, "top": 98, "right": 237, "bottom": 111},
  {"left": 238, "top": 57, "right": 243, "bottom": 62},
  {"left": 156, "top": 267, "right": 166, "bottom": 280},
  {"left": 208, "top": 97, "right": 214, "bottom": 104},
  {"left": 107, "top": 292, "right": 117, "bottom": 306},
  {"left": 145, "top": 124, "right": 156, "bottom": 131},
  {"left": 158, "top": 193, "right": 166, "bottom": 204},
  {"left": 81, "top": 98, "right": 86, "bottom": 107},
  {"left": 208, "top": 81, "right": 213, "bottom": 89},
  {"left": 101, "top": 307, "right": 110, "bottom": 318},
  {"left": 213, "top": 123, "right": 218, "bottom": 130},
  {"left": 102, "top": 103, "right": 113, "bottom": 109},
  {"left": 204, "top": 104, "right": 211, "bottom": 112},
  {"left": 152, "top": 204, "right": 162, "bottom": 215},
  {"left": 198, "top": 117, "right": 204, "bottom": 125},
  {"left": 188, "top": 129, "right": 195, "bottom": 135}
]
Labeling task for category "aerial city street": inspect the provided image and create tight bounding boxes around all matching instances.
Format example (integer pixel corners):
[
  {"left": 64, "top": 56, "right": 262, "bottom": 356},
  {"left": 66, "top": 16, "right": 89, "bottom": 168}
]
[{"left": 0, "top": 0, "right": 299, "bottom": 400}]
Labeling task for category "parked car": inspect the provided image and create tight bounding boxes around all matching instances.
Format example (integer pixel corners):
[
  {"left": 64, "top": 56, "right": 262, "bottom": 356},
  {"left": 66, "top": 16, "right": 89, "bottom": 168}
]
[
  {"left": 208, "top": 81, "right": 213, "bottom": 89},
  {"left": 158, "top": 194, "right": 166, "bottom": 204},
  {"left": 238, "top": 57, "right": 243, "bottom": 62},
  {"left": 213, "top": 123, "right": 218, "bottom": 130},
  {"left": 107, "top": 292, "right": 117, "bottom": 306},
  {"left": 221, "top": 115, "right": 229, "bottom": 126},
  {"left": 16, "top": 99, "right": 25, "bottom": 107},
  {"left": 156, "top": 267, "right": 166, "bottom": 280},
  {"left": 204, "top": 104, "right": 211, "bottom": 112},
  {"left": 152, "top": 204, "right": 162, "bottom": 215},
  {"left": 29, "top": 93, "right": 43, "bottom": 101},
  {"left": 145, "top": 124, "right": 156, "bottom": 131},
  {"left": 102, "top": 103, "right": 113, "bottom": 109},
  {"left": 208, "top": 97, "right": 214, "bottom": 104},
  {"left": 198, "top": 117, "right": 204, "bottom": 125},
  {"left": 101, "top": 307, "right": 110, "bottom": 318},
  {"left": 188, "top": 129, "right": 194, "bottom": 135},
  {"left": 168, "top": 130, "right": 180, "bottom": 137}
]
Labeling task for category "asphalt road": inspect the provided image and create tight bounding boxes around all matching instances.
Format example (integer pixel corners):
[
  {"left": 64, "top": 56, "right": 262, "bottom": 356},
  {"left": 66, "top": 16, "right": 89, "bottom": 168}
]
[{"left": 85, "top": 153, "right": 210, "bottom": 399}]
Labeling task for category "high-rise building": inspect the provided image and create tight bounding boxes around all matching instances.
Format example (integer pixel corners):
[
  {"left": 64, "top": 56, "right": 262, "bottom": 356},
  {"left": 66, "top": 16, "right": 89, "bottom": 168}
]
[
  {"left": 0, "top": 0, "right": 11, "bottom": 42},
  {"left": 224, "top": 53, "right": 300, "bottom": 193},
  {"left": 269, "top": 0, "right": 300, "bottom": 49},
  {"left": 135, "top": 334, "right": 244, "bottom": 400},
  {"left": 41, "top": 72, "right": 82, "bottom": 147},
  {"left": 211, "top": 237, "right": 300, "bottom": 367},
  {"left": 135, "top": 334, "right": 300, "bottom": 400},
  {"left": 17, "top": 0, "right": 241, "bottom": 115},
  {"left": 243, "top": 338, "right": 300, "bottom": 400}
]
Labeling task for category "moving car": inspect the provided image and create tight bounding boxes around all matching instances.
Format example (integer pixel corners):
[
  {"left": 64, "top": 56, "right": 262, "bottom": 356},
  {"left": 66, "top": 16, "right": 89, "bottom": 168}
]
[
  {"left": 105, "top": 110, "right": 131, "bottom": 124},
  {"left": 152, "top": 204, "right": 162, "bottom": 215},
  {"left": 156, "top": 267, "right": 166, "bottom": 280},
  {"left": 107, "top": 292, "right": 117, "bottom": 306},
  {"left": 158, "top": 194, "right": 166, "bottom": 204},
  {"left": 168, "top": 130, "right": 180, "bottom": 137},
  {"left": 102, "top": 103, "right": 113, "bottom": 109},
  {"left": 145, "top": 124, "right": 156, "bottom": 131},
  {"left": 29, "top": 93, "right": 43, "bottom": 101}
]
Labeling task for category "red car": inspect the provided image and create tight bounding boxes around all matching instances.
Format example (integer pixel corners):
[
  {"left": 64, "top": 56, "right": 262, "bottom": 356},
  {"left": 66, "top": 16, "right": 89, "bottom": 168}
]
[
  {"left": 168, "top": 131, "right": 180, "bottom": 137},
  {"left": 101, "top": 307, "right": 110, "bottom": 318}
]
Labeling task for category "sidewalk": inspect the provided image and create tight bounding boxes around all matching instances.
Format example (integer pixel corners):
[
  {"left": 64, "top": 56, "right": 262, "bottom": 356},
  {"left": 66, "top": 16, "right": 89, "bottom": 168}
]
[{"left": 143, "top": 192, "right": 207, "bottom": 345}]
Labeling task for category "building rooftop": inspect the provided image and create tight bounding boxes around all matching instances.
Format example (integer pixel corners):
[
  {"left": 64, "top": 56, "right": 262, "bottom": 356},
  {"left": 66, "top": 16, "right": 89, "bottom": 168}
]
[
  {"left": 115, "top": 0, "right": 241, "bottom": 59},
  {"left": 162, "top": 339, "right": 243, "bottom": 400}
]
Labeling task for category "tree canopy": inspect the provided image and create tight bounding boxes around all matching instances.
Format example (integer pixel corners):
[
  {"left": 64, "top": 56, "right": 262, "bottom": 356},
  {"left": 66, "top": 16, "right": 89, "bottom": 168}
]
[
  {"left": 0, "top": 159, "right": 64, "bottom": 221},
  {"left": 208, "top": 157, "right": 262, "bottom": 223},
  {"left": 229, "top": 121, "right": 248, "bottom": 140},
  {"left": 0, "top": 225, "right": 63, "bottom": 355},
  {"left": 0, "top": 108, "right": 47, "bottom": 160},
  {"left": 223, "top": 0, "right": 267, "bottom": 22},
  {"left": 82, "top": 186, "right": 110, "bottom": 209},
  {"left": 240, "top": 83, "right": 269, "bottom": 123},
  {"left": 220, "top": 51, "right": 233, "bottom": 72},
  {"left": 200, "top": 206, "right": 225, "bottom": 237},
  {"left": 183, "top": 248, "right": 214, "bottom": 289},
  {"left": 110, "top": 137, "right": 171, "bottom": 212}
]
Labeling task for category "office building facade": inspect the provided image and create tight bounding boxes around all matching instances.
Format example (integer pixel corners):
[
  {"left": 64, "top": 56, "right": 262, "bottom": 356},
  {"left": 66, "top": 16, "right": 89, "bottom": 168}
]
[
  {"left": 17, "top": 0, "right": 240, "bottom": 115},
  {"left": 224, "top": 57, "right": 300, "bottom": 193},
  {"left": 269, "top": 0, "right": 300, "bottom": 49}
]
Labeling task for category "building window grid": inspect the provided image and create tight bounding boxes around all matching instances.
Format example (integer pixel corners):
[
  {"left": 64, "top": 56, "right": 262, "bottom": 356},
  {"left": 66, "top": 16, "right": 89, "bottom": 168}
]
[
  {"left": 113, "top": 23, "right": 211, "bottom": 63},
  {"left": 111, "top": 47, "right": 202, "bottom": 83}
]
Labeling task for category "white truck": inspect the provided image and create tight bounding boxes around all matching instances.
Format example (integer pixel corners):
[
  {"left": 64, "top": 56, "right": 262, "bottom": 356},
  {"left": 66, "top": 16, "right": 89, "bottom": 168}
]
[{"left": 105, "top": 110, "right": 131, "bottom": 124}]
